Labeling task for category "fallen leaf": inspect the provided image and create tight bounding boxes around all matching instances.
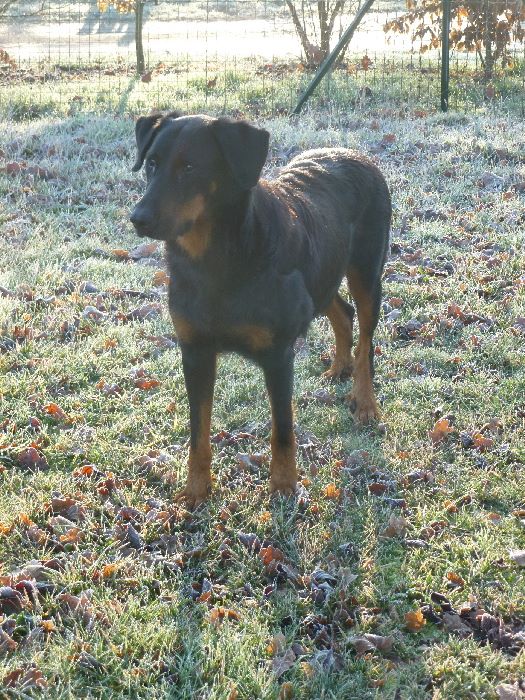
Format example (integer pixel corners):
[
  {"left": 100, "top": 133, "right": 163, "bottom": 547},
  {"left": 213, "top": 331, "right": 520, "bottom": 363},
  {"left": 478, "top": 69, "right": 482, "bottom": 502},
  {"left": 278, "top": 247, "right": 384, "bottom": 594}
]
[
  {"left": 324, "top": 483, "right": 341, "bottom": 499},
  {"left": 0, "top": 627, "right": 18, "bottom": 654},
  {"left": 509, "top": 550, "right": 525, "bottom": 566},
  {"left": 446, "top": 571, "right": 465, "bottom": 587},
  {"left": 279, "top": 682, "right": 295, "bottom": 699},
  {"left": 272, "top": 648, "right": 296, "bottom": 677},
  {"left": 495, "top": 683, "right": 524, "bottom": 700},
  {"left": 259, "top": 545, "right": 285, "bottom": 567},
  {"left": 350, "top": 633, "right": 393, "bottom": 655},
  {"left": 59, "top": 591, "right": 94, "bottom": 628},
  {"left": 382, "top": 513, "right": 408, "bottom": 538},
  {"left": 129, "top": 241, "right": 158, "bottom": 260},
  {"left": 43, "top": 402, "right": 68, "bottom": 421},
  {"left": 111, "top": 248, "right": 130, "bottom": 259},
  {"left": 209, "top": 607, "right": 241, "bottom": 626},
  {"left": 470, "top": 432, "right": 494, "bottom": 451},
  {"left": 442, "top": 612, "right": 471, "bottom": 635},
  {"left": 152, "top": 270, "right": 169, "bottom": 286},
  {"left": 368, "top": 482, "right": 388, "bottom": 496},
  {"left": 17, "top": 447, "right": 49, "bottom": 471},
  {"left": 429, "top": 417, "right": 454, "bottom": 444},
  {"left": 405, "top": 609, "right": 426, "bottom": 632},
  {"left": 2, "top": 666, "right": 47, "bottom": 689}
]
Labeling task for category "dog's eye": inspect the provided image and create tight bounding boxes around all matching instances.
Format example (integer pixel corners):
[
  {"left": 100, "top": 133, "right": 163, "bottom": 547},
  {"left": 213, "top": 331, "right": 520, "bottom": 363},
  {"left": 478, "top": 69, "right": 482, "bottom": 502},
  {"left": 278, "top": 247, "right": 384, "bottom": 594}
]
[
  {"left": 184, "top": 163, "right": 194, "bottom": 173},
  {"left": 146, "top": 158, "right": 158, "bottom": 174}
]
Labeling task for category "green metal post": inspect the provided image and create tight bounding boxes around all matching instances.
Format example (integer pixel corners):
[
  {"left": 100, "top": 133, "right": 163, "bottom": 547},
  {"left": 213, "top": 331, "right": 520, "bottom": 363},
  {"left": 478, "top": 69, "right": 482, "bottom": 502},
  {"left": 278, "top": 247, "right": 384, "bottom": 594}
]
[{"left": 441, "top": 0, "right": 451, "bottom": 111}]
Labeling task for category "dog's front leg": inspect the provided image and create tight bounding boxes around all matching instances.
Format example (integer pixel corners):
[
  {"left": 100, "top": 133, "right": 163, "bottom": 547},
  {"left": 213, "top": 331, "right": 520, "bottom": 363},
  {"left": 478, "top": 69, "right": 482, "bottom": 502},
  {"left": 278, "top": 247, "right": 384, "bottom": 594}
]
[
  {"left": 261, "top": 346, "right": 297, "bottom": 495},
  {"left": 176, "top": 344, "right": 217, "bottom": 508}
]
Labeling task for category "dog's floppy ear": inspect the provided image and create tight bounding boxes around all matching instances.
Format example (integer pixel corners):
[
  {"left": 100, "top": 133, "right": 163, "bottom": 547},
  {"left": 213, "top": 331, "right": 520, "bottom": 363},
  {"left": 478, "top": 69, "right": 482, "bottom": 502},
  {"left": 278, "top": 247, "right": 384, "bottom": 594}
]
[
  {"left": 211, "top": 118, "right": 269, "bottom": 189},
  {"left": 132, "top": 111, "right": 182, "bottom": 172}
]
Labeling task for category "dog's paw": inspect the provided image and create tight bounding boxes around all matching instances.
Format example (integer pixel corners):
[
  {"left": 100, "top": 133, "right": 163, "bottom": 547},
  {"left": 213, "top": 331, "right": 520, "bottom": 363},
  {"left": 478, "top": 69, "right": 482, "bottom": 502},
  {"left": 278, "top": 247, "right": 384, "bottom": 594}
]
[
  {"left": 348, "top": 392, "right": 380, "bottom": 424},
  {"left": 269, "top": 477, "right": 298, "bottom": 497},
  {"left": 173, "top": 479, "right": 211, "bottom": 509},
  {"left": 322, "top": 359, "right": 353, "bottom": 382}
]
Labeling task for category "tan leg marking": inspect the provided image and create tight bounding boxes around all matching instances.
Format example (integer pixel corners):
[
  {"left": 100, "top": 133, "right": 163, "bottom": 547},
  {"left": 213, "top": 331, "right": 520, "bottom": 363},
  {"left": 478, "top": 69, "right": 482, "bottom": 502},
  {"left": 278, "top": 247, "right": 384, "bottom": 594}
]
[
  {"left": 269, "top": 425, "right": 297, "bottom": 496},
  {"left": 347, "top": 269, "right": 380, "bottom": 424},
  {"left": 323, "top": 296, "right": 354, "bottom": 380},
  {"left": 174, "top": 396, "right": 213, "bottom": 508}
]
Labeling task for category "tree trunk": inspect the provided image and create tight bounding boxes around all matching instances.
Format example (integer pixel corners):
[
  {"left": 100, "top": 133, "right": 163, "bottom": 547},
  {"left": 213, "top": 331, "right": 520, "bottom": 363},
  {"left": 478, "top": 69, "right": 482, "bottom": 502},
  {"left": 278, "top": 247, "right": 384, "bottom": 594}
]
[
  {"left": 135, "top": 0, "right": 145, "bottom": 75},
  {"left": 483, "top": 0, "right": 494, "bottom": 80}
]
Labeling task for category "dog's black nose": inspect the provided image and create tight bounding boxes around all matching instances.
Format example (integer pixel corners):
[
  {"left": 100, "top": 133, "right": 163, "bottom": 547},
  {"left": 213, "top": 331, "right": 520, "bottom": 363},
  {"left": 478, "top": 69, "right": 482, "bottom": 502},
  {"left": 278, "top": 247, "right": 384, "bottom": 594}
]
[{"left": 130, "top": 207, "right": 154, "bottom": 235}]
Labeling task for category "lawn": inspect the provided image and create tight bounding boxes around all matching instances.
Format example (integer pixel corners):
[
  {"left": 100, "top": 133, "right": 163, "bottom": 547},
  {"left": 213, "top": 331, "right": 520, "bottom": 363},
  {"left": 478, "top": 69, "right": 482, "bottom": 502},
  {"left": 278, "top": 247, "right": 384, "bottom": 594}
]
[{"left": 0, "top": 83, "right": 524, "bottom": 699}]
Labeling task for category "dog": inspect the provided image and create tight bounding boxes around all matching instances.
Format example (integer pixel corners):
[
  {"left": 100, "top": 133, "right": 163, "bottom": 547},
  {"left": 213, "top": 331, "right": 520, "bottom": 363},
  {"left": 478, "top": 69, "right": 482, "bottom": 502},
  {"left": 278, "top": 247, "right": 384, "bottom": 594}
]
[{"left": 130, "top": 112, "right": 391, "bottom": 507}]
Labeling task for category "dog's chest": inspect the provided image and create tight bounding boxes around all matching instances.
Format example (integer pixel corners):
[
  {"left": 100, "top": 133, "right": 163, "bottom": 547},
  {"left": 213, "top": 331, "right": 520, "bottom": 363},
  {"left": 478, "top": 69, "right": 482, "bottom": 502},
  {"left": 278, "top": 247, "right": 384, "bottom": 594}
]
[{"left": 168, "top": 267, "right": 313, "bottom": 352}]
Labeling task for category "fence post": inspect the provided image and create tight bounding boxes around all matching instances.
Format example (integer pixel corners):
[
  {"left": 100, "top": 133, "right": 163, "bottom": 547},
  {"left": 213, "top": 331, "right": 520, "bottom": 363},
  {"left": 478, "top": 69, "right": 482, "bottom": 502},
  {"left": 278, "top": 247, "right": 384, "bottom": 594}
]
[
  {"left": 135, "top": 0, "right": 145, "bottom": 75},
  {"left": 440, "top": 0, "right": 451, "bottom": 111},
  {"left": 292, "top": 0, "right": 375, "bottom": 115}
]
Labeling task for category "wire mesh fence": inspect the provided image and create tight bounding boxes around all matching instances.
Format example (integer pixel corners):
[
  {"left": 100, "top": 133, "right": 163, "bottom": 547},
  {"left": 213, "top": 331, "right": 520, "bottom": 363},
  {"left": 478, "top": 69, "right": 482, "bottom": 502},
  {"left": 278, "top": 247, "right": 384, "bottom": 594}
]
[{"left": 0, "top": 0, "right": 524, "bottom": 119}]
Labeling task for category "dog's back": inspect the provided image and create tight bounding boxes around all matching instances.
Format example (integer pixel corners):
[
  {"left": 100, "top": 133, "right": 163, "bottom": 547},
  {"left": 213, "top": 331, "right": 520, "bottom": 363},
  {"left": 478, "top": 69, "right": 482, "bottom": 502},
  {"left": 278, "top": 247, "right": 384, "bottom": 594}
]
[{"left": 256, "top": 147, "right": 391, "bottom": 316}]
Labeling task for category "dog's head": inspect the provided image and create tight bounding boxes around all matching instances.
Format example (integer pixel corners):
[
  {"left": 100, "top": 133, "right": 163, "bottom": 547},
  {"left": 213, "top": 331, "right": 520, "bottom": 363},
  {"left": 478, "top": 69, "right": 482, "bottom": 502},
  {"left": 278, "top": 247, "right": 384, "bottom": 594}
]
[{"left": 130, "top": 112, "right": 269, "bottom": 254}]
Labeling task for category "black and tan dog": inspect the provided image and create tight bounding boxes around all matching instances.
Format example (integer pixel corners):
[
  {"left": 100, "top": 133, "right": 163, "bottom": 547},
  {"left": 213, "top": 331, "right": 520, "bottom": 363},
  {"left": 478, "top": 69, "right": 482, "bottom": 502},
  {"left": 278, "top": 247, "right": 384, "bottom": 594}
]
[{"left": 130, "top": 112, "right": 391, "bottom": 506}]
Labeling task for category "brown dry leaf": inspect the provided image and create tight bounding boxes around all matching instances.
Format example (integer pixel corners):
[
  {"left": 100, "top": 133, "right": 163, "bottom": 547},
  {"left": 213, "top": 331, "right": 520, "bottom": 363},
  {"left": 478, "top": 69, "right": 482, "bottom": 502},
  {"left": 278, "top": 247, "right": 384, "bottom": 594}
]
[
  {"left": 129, "top": 241, "right": 158, "bottom": 260},
  {"left": 381, "top": 513, "right": 408, "bottom": 538},
  {"left": 0, "top": 521, "right": 12, "bottom": 535},
  {"left": 59, "top": 591, "right": 94, "bottom": 627},
  {"left": 48, "top": 495, "right": 86, "bottom": 522},
  {"left": 59, "top": 527, "right": 83, "bottom": 544},
  {"left": 43, "top": 402, "right": 68, "bottom": 421},
  {"left": 361, "top": 54, "right": 372, "bottom": 70},
  {"left": 259, "top": 545, "right": 285, "bottom": 567},
  {"left": 429, "top": 417, "right": 454, "bottom": 444},
  {"left": 405, "top": 609, "right": 426, "bottom": 632},
  {"left": 2, "top": 666, "right": 47, "bottom": 690},
  {"left": 487, "top": 512, "right": 502, "bottom": 523},
  {"left": 349, "top": 635, "right": 375, "bottom": 654},
  {"left": 0, "top": 628, "right": 18, "bottom": 654},
  {"left": 134, "top": 377, "right": 161, "bottom": 390},
  {"left": 368, "top": 482, "right": 388, "bottom": 496},
  {"left": 152, "top": 270, "right": 170, "bottom": 287},
  {"left": 350, "top": 633, "right": 393, "bottom": 655},
  {"left": 279, "top": 682, "right": 295, "bottom": 700},
  {"left": 509, "top": 550, "right": 525, "bottom": 566},
  {"left": 446, "top": 571, "right": 465, "bottom": 587},
  {"left": 272, "top": 647, "right": 296, "bottom": 678},
  {"left": 495, "top": 683, "right": 524, "bottom": 700},
  {"left": 267, "top": 632, "right": 287, "bottom": 656},
  {"left": 442, "top": 612, "right": 471, "bottom": 635},
  {"left": 209, "top": 607, "right": 241, "bottom": 626},
  {"left": 126, "top": 303, "right": 162, "bottom": 321},
  {"left": 443, "top": 499, "right": 458, "bottom": 513},
  {"left": 363, "top": 634, "right": 393, "bottom": 654},
  {"left": 471, "top": 432, "right": 494, "bottom": 451},
  {"left": 41, "top": 620, "right": 57, "bottom": 633},
  {"left": 324, "top": 483, "right": 341, "bottom": 499},
  {"left": 17, "top": 447, "right": 49, "bottom": 471},
  {"left": 111, "top": 248, "right": 130, "bottom": 259}
]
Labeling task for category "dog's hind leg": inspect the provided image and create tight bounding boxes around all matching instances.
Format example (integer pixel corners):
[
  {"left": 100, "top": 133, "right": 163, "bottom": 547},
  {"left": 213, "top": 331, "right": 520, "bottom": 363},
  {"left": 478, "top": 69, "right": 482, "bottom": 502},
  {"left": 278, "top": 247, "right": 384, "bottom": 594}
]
[
  {"left": 322, "top": 293, "right": 355, "bottom": 381},
  {"left": 346, "top": 266, "right": 381, "bottom": 424}
]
